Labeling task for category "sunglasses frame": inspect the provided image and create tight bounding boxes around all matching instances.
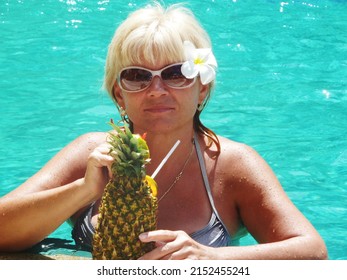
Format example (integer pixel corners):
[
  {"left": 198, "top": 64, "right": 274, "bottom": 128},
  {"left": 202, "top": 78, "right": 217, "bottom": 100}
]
[{"left": 117, "top": 63, "right": 197, "bottom": 93}]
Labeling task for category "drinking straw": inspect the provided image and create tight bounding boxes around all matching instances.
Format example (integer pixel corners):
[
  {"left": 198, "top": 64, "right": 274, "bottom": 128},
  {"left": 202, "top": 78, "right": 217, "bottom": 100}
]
[{"left": 151, "top": 140, "right": 180, "bottom": 179}]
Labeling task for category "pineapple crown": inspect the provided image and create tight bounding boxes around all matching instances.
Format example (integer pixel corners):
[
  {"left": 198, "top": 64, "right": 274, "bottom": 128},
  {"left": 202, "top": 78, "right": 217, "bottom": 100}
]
[{"left": 108, "top": 120, "right": 150, "bottom": 179}]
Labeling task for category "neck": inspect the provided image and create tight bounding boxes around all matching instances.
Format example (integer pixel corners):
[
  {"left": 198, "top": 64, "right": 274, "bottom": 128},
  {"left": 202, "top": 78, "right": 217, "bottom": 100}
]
[{"left": 141, "top": 130, "right": 196, "bottom": 177}]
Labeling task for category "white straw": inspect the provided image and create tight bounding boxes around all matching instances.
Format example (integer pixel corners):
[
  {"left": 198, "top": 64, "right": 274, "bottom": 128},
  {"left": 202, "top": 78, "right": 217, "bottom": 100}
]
[{"left": 151, "top": 140, "right": 180, "bottom": 179}]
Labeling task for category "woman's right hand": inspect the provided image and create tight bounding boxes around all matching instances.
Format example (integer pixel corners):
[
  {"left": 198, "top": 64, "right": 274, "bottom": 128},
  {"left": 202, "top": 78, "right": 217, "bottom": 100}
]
[{"left": 83, "top": 142, "right": 114, "bottom": 200}]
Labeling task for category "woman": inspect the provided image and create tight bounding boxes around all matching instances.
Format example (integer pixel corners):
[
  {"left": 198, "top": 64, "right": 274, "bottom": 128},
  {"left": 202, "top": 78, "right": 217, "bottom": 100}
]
[{"left": 0, "top": 3, "right": 327, "bottom": 259}]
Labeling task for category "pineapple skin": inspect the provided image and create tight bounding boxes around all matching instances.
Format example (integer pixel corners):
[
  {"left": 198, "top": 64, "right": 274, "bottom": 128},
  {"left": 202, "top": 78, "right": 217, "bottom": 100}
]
[{"left": 92, "top": 124, "right": 157, "bottom": 260}]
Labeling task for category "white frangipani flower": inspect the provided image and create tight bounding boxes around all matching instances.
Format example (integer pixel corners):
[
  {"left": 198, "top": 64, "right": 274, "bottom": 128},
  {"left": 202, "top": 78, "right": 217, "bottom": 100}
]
[{"left": 181, "top": 41, "right": 217, "bottom": 85}]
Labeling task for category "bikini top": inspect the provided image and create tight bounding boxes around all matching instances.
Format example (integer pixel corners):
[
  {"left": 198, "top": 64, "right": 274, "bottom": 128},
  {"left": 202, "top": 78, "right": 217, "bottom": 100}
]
[
  {"left": 71, "top": 133, "right": 247, "bottom": 250},
  {"left": 190, "top": 133, "right": 246, "bottom": 247}
]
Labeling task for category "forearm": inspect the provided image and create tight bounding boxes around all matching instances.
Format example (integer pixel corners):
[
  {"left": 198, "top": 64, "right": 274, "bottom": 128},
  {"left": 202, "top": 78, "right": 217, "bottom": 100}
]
[
  {"left": 0, "top": 178, "right": 93, "bottom": 252},
  {"left": 213, "top": 236, "right": 327, "bottom": 260}
]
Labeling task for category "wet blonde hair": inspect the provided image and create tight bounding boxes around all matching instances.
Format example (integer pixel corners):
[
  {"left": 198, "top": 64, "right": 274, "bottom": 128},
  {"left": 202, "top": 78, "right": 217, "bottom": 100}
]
[{"left": 104, "top": 2, "right": 220, "bottom": 152}]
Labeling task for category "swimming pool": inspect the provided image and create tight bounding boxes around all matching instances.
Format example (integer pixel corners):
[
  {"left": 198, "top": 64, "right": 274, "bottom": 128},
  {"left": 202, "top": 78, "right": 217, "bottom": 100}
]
[{"left": 1, "top": 0, "right": 346, "bottom": 260}]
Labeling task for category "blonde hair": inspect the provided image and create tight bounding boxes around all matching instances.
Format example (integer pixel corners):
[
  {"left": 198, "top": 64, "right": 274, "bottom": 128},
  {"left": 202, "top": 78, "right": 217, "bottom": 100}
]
[
  {"left": 104, "top": 2, "right": 212, "bottom": 98},
  {"left": 104, "top": 2, "right": 220, "bottom": 152}
]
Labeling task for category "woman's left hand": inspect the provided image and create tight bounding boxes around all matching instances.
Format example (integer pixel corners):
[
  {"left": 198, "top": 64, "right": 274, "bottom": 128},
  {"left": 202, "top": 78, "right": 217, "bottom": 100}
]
[{"left": 138, "top": 230, "right": 215, "bottom": 260}]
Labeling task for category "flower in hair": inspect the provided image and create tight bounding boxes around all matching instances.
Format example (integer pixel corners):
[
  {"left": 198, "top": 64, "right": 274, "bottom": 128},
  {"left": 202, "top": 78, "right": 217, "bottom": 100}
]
[{"left": 181, "top": 41, "right": 217, "bottom": 85}]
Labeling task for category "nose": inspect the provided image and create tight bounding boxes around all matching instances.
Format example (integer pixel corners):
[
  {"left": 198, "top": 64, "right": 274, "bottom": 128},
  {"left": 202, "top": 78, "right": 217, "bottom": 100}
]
[{"left": 147, "top": 76, "right": 169, "bottom": 97}]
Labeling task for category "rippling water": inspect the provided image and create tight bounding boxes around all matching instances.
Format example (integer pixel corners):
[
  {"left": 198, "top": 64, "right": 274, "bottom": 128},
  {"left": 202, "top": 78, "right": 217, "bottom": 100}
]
[{"left": 1, "top": 0, "right": 346, "bottom": 259}]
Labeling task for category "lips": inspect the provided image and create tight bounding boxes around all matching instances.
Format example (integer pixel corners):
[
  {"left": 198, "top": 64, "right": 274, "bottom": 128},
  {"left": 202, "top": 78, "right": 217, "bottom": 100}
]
[{"left": 144, "top": 105, "right": 175, "bottom": 113}]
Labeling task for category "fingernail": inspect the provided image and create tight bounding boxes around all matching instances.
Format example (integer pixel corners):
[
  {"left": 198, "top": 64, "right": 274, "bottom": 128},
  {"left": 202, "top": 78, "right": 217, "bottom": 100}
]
[{"left": 139, "top": 232, "right": 148, "bottom": 240}]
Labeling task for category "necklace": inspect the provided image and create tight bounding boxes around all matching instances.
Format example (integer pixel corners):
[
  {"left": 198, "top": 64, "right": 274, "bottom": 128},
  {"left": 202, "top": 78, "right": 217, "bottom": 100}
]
[{"left": 157, "top": 141, "right": 195, "bottom": 203}]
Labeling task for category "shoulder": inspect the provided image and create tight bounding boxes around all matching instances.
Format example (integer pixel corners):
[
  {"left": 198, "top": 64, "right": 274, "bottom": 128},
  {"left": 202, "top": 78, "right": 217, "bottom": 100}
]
[
  {"left": 214, "top": 135, "right": 286, "bottom": 212},
  {"left": 43, "top": 131, "right": 110, "bottom": 179},
  {"left": 71, "top": 131, "right": 108, "bottom": 145},
  {"left": 213, "top": 135, "right": 279, "bottom": 189},
  {"left": 63, "top": 132, "right": 109, "bottom": 153},
  {"left": 9, "top": 132, "right": 110, "bottom": 196},
  {"left": 213, "top": 135, "right": 284, "bottom": 211},
  {"left": 216, "top": 135, "right": 262, "bottom": 167}
]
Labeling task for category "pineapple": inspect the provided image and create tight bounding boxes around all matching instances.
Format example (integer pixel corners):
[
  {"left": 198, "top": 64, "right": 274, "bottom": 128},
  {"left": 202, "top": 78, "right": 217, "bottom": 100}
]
[{"left": 92, "top": 122, "right": 158, "bottom": 260}]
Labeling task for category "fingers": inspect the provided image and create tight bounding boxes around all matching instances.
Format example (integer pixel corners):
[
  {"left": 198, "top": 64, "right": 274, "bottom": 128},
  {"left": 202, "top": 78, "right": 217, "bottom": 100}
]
[
  {"left": 139, "top": 230, "right": 197, "bottom": 260},
  {"left": 88, "top": 143, "right": 114, "bottom": 177},
  {"left": 83, "top": 142, "right": 115, "bottom": 200},
  {"left": 138, "top": 230, "right": 176, "bottom": 260},
  {"left": 139, "top": 230, "right": 178, "bottom": 243},
  {"left": 89, "top": 143, "right": 114, "bottom": 166}
]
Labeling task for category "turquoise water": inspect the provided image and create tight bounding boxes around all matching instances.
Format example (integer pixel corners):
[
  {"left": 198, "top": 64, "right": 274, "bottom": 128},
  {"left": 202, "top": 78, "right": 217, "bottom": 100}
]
[{"left": 1, "top": 0, "right": 346, "bottom": 259}]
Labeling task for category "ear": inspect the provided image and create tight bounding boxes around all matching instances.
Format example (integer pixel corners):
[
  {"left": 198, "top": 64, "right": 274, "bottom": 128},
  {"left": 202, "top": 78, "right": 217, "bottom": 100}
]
[
  {"left": 198, "top": 83, "right": 210, "bottom": 104},
  {"left": 113, "top": 82, "right": 126, "bottom": 109}
]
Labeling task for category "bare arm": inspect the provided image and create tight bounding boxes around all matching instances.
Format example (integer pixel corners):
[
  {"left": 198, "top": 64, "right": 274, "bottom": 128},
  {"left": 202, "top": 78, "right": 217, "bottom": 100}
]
[
  {"left": 0, "top": 132, "right": 110, "bottom": 252},
  {"left": 225, "top": 144, "right": 327, "bottom": 259}
]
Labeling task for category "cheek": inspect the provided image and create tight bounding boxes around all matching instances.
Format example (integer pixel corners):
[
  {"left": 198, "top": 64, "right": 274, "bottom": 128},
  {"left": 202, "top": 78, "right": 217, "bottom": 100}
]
[
  {"left": 123, "top": 98, "right": 137, "bottom": 115},
  {"left": 179, "top": 89, "right": 201, "bottom": 115},
  {"left": 121, "top": 95, "right": 144, "bottom": 121}
]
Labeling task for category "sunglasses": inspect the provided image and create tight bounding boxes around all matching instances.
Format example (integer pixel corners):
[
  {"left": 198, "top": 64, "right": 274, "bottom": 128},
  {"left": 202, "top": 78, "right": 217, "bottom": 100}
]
[{"left": 117, "top": 63, "right": 196, "bottom": 93}]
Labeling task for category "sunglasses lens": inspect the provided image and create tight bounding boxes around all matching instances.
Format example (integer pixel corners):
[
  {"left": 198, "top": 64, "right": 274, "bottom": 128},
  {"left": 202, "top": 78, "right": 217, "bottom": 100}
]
[
  {"left": 161, "top": 64, "right": 195, "bottom": 88},
  {"left": 120, "top": 69, "right": 152, "bottom": 92}
]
